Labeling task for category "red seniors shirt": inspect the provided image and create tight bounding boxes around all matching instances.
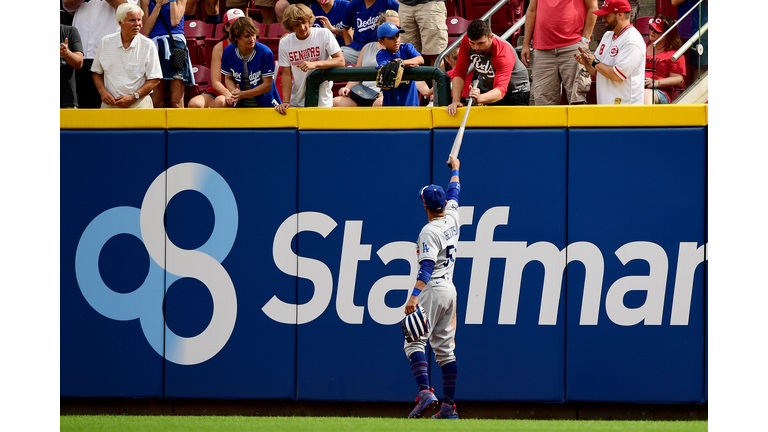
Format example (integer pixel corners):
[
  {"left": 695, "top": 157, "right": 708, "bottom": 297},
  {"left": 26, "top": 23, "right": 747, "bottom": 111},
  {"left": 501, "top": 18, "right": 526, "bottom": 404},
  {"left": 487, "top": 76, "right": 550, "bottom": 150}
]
[
  {"left": 453, "top": 34, "right": 515, "bottom": 98},
  {"left": 533, "top": 0, "right": 588, "bottom": 50},
  {"left": 645, "top": 49, "right": 686, "bottom": 99}
]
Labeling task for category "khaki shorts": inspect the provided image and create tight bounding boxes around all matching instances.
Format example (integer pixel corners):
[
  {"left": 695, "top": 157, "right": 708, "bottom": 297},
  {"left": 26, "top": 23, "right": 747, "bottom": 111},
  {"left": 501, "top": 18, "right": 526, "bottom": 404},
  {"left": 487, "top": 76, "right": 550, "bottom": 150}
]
[
  {"left": 531, "top": 40, "right": 591, "bottom": 105},
  {"left": 252, "top": 0, "right": 275, "bottom": 8},
  {"left": 398, "top": 2, "right": 448, "bottom": 56}
]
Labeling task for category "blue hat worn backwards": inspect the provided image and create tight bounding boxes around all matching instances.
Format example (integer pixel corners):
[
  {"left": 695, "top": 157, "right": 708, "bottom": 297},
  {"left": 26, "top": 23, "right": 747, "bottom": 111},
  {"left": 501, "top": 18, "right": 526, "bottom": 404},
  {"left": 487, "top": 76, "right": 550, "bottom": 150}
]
[
  {"left": 377, "top": 22, "right": 405, "bottom": 39},
  {"left": 420, "top": 185, "right": 446, "bottom": 212}
]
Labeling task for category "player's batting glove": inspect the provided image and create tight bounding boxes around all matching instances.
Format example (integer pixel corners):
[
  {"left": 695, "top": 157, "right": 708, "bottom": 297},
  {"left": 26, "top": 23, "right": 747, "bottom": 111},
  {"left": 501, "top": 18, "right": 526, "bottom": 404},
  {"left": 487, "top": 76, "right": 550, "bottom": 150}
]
[{"left": 401, "top": 305, "right": 430, "bottom": 343}]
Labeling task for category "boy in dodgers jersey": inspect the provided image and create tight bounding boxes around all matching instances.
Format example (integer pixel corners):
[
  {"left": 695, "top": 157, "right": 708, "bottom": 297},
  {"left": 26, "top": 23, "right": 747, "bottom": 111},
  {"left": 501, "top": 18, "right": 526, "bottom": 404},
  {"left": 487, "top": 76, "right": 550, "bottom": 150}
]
[
  {"left": 220, "top": 16, "right": 281, "bottom": 108},
  {"left": 275, "top": 3, "right": 345, "bottom": 114},
  {"left": 404, "top": 155, "right": 461, "bottom": 419},
  {"left": 376, "top": 22, "right": 423, "bottom": 106}
]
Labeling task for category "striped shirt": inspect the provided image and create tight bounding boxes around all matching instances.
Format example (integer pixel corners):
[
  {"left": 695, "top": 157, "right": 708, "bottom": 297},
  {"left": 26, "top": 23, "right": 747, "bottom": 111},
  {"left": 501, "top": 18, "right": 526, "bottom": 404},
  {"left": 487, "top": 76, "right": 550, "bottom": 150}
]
[{"left": 91, "top": 32, "right": 163, "bottom": 99}]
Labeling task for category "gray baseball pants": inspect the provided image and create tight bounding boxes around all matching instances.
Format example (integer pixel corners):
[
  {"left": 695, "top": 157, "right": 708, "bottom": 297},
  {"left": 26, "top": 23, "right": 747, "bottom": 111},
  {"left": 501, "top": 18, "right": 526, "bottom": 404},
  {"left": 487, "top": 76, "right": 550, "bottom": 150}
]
[{"left": 404, "top": 278, "right": 457, "bottom": 367}]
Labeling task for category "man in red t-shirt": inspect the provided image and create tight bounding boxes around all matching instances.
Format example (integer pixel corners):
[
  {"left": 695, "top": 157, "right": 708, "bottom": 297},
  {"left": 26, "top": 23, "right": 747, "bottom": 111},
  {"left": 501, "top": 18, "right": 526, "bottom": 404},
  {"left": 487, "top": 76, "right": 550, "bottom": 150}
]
[
  {"left": 521, "top": 0, "right": 598, "bottom": 105},
  {"left": 446, "top": 20, "right": 530, "bottom": 116}
]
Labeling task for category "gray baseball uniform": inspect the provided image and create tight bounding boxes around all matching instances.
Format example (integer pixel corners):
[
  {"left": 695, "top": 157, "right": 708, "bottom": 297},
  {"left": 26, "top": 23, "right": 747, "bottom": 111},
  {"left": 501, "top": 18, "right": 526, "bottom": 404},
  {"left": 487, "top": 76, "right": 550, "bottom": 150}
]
[{"left": 404, "top": 195, "right": 459, "bottom": 366}]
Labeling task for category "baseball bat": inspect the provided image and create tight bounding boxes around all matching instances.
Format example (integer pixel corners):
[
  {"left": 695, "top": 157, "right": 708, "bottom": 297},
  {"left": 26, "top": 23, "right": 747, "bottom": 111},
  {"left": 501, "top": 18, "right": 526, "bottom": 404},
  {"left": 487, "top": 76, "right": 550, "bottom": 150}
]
[{"left": 447, "top": 80, "right": 479, "bottom": 167}]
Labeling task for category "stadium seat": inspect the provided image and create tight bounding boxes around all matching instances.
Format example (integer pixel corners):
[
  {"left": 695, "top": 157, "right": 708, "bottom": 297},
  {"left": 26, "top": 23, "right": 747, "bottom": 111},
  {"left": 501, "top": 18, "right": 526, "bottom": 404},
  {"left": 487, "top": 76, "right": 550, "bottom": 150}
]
[
  {"left": 254, "top": 21, "right": 268, "bottom": 39},
  {"left": 446, "top": 16, "right": 470, "bottom": 45},
  {"left": 212, "top": 23, "right": 227, "bottom": 41},
  {"left": 185, "top": 20, "right": 215, "bottom": 67},
  {"left": 185, "top": 65, "right": 212, "bottom": 106},
  {"left": 185, "top": 19, "right": 215, "bottom": 39},
  {"left": 261, "top": 23, "right": 289, "bottom": 53}
]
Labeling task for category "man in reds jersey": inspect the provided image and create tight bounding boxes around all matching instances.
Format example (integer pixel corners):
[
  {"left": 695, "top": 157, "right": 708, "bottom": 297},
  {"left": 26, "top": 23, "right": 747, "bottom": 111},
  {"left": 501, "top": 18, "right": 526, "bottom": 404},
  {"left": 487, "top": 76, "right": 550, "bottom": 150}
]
[
  {"left": 446, "top": 20, "right": 530, "bottom": 116},
  {"left": 574, "top": 0, "right": 644, "bottom": 104}
]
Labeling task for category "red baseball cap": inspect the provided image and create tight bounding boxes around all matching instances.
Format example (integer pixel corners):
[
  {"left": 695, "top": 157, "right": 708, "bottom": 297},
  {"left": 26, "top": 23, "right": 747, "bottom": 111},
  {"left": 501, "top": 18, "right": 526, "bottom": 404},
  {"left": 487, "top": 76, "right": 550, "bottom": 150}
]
[
  {"left": 648, "top": 17, "right": 665, "bottom": 33},
  {"left": 223, "top": 8, "right": 244, "bottom": 25},
  {"left": 594, "top": 0, "right": 631, "bottom": 16}
]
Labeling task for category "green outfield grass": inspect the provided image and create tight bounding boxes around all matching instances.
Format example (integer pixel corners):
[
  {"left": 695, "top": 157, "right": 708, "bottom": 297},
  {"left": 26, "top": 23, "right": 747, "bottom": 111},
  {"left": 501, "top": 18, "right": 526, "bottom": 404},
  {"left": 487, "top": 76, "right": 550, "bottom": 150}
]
[{"left": 60, "top": 415, "right": 707, "bottom": 432}]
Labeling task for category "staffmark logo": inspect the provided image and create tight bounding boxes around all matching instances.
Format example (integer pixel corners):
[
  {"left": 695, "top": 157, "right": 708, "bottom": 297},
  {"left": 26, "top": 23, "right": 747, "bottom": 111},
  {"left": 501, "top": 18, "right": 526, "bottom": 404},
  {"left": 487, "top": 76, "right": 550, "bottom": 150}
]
[
  {"left": 265, "top": 207, "right": 707, "bottom": 327},
  {"left": 75, "top": 163, "right": 239, "bottom": 366}
]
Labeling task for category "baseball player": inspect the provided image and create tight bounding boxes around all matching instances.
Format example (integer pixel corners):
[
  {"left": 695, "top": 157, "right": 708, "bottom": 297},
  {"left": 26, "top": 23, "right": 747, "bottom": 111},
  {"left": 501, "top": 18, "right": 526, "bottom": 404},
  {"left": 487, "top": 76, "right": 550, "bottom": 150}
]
[{"left": 404, "top": 155, "right": 461, "bottom": 419}]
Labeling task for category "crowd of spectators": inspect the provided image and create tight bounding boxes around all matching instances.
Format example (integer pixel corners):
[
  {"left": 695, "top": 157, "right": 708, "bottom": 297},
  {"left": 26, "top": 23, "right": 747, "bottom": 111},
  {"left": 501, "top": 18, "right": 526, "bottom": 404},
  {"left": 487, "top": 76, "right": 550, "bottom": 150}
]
[{"left": 60, "top": 0, "right": 707, "bottom": 109}]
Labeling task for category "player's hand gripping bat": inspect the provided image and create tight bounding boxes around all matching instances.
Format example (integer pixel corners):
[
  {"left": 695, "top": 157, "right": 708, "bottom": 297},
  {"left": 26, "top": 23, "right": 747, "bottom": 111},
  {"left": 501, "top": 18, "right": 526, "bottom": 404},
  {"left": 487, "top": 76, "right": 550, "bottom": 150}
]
[{"left": 447, "top": 80, "right": 480, "bottom": 167}]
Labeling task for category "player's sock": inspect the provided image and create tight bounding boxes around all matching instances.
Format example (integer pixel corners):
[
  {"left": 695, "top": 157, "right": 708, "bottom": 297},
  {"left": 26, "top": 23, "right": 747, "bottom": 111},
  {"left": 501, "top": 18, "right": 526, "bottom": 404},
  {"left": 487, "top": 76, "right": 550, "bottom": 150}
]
[
  {"left": 184, "top": 14, "right": 196, "bottom": 22},
  {"left": 409, "top": 352, "right": 430, "bottom": 391},
  {"left": 206, "top": 14, "right": 221, "bottom": 24},
  {"left": 441, "top": 361, "right": 457, "bottom": 405}
]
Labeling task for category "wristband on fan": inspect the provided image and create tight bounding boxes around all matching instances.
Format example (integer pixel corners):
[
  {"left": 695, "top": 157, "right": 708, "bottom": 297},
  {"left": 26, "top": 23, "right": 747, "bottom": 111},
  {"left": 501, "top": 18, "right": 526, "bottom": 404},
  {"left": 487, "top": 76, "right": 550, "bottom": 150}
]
[{"left": 412, "top": 288, "right": 421, "bottom": 297}]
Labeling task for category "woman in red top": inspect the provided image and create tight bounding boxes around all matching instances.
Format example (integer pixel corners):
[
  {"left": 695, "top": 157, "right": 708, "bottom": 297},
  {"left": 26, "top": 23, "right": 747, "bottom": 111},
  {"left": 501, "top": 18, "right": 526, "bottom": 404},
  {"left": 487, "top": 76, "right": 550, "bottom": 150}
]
[{"left": 644, "top": 15, "right": 686, "bottom": 104}]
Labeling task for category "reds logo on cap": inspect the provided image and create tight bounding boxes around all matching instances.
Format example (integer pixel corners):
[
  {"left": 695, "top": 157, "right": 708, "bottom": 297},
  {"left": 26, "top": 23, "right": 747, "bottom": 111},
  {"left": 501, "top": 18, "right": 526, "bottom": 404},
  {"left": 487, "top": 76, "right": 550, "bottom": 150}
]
[
  {"left": 224, "top": 8, "right": 244, "bottom": 24},
  {"left": 594, "top": 0, "right": 631, "bottom": 16}
]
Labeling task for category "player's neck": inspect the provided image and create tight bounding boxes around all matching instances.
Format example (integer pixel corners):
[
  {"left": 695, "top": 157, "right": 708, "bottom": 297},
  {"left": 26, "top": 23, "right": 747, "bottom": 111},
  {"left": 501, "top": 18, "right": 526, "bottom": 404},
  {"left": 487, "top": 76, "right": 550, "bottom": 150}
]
[
  {"left": 321, "top": 0, "right": 333, "bottom": 12},
  {"left": 427, "top": 211, "right": 446, "bottom": 221}
]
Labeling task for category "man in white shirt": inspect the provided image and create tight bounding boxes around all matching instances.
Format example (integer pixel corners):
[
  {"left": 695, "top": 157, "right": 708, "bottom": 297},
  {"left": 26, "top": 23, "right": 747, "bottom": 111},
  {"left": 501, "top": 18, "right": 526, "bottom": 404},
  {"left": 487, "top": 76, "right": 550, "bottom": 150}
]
[
  {"left": 91, "top": 3, "right": 162, "bottom": 108},
  {"left": 63, "top": 0, "right": 139, "bottom": 108},
  {"left": 274, "top": 3, "right": 345, "bottom": 115},
  {"left": 574, "top": 0, "right": 644, "bottom": 105}
]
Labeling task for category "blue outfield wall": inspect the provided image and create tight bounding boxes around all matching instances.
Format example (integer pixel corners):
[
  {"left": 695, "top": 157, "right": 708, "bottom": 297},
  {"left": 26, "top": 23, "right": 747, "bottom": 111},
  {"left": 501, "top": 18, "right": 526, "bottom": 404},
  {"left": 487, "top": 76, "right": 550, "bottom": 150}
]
[{"left": 60, "top": 108, "right": 707, "bottom": 403}]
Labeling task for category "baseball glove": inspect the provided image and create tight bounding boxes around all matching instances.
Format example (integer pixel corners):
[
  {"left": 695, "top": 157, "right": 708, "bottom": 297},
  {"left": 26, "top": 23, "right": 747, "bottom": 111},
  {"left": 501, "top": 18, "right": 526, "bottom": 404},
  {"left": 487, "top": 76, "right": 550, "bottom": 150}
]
[
  {"left": 376, "top": 59, "right": 405, "bottom": 90},
  {"left": 401, "top": 305, "right": 430, "bottom": 343}
]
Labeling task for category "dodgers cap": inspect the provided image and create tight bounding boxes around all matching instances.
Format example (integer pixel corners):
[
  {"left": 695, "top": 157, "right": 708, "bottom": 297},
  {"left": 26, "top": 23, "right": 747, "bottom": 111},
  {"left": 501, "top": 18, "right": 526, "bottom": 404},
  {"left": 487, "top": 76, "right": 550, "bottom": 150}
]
[
  {"left": 420, "top": 185, "right": 446, "bottom": 212},
  {"left": 377, "top": 22, "right": 405, "bottom": 39},
  {"left": 594, "top": 0, "right": 631, "bottom": 16}
]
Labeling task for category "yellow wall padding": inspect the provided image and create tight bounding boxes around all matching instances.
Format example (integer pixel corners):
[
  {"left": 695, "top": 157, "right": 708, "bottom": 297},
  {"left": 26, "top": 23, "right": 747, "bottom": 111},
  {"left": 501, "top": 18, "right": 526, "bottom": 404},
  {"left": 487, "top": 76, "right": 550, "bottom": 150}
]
[
  {"left": 432, "top": 106, "right": 569, "bottom": 128},
  {"left": 166, "top": 108, "right": 299, "bottom": 129},
  {"left": 297, "top": 107, "right": 433, "bottom": 130},
  {"left": 567, "top": 104, "right": 708, "bottom": 127},
  {"left": 60, "top": 105, "right": 708, "bottom": 130},
  {"left": 60, "top": 108, "right": 167, "bottom": 129}
]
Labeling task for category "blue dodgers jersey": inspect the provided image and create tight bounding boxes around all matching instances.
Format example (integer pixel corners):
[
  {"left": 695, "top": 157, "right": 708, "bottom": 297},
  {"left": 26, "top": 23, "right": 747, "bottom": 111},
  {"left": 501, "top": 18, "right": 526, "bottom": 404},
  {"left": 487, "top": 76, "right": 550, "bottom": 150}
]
[
  {"left": 346, "top": 0, "right": 399, "bottom": 50},
  {"left": 311, "top": 1, "right": 351, "bottom": 47},
  {"left": 220, "top": 42, "right": 279, "bottom": 108},
  {"left": 376, "top": 43, "right": 421, "bottom": 107}
]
